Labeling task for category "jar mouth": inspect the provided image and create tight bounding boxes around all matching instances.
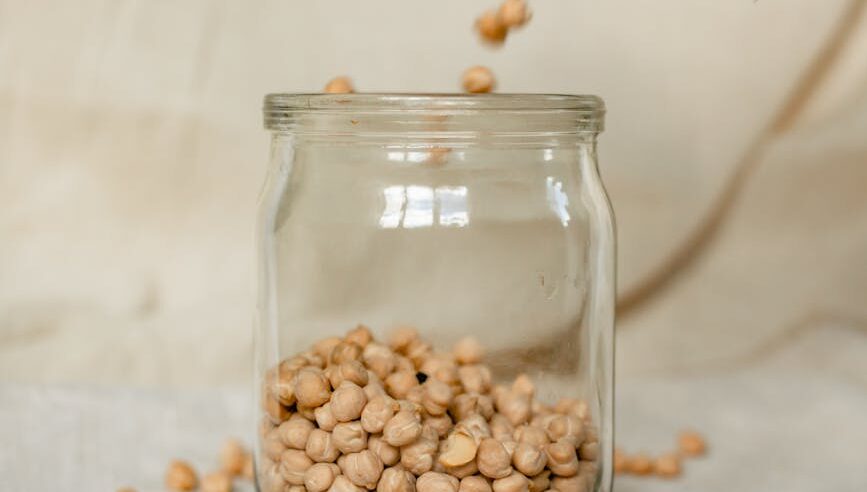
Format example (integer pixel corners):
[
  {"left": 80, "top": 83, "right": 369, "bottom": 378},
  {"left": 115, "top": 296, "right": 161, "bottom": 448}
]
[{"left": 264, "top": 93, "right": 604, "bottom": 134}]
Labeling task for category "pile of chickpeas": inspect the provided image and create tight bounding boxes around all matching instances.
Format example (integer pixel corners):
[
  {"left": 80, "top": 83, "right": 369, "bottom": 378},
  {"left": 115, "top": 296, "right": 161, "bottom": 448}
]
[{"left": 258, "top": 325, "right": 600, "bottom": 492}]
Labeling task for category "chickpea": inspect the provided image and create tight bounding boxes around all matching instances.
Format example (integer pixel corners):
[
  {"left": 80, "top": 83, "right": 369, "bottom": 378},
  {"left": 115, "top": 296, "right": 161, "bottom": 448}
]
[
  {"left": 364, "top": 381, "right": 388, "bottom": 401},
  {"left": 263, "top": 393, "right": 290, "bottom": 424},
  {"left": 578, "top": 442, "right": 598, "bottom": 462},
  {"left": 315, "top": 402, "right": 339, "bottom": 431},
  {"left": 324, "top": 76, "right": 354, "bottom": 94},
  {"left": 280, "top": 449, "right": 313, "bottom": 485},
  {"left": 263, "top": 429, "right": 288, "bottom": 460},
  {"left": 394, "top": 356, "right": 416, "bottom": 373},
  {"left": 345, "top": 324, "right": 373, "bottom": 347},
  {"left": 377, "top": 466, "right": 417, "bottom": 492},
  {"left": 342, "top": 450, "right": 383, "bottom": 489},
  {"left": 314, "top": 337, "right": 343, "bottom": 361},
  {"left": 452, "top": 336, "right": 485, "bottom": 364},
  {"left": 627, "top": 454, "right": 653, "bottom": 475},
  {"left": 451, "top": 393, "right": 494, "bottom": 422},
  {"left": 545, "top": 440, "right": 579, "bottom": 477},
  {"left": 553, "top": 398, "right": 589, "bottom": 421},
  {"left": 388, "top": 327, "right": 419, "bottom": 353},
  {"left": 512, "top": 442, "right": 547, "bottom": 476},
  {"left": 475, "top": 10, "right": 507, "bottom": 45},
  {"left": 330, "top": 342, "right": 363, "bottom": 365},
  {"left": 492, "top": 471, "right": 529, "bottom": 492},
  {"left": 424, "top": 413, "right": 454, "bottom": 438},
  {"left": 242, "top": 453, "right": 254, "bottom": 479},
  {"left": 495, "top": 390, "right": 531, "bottom": 426},
  {"left": 550, "top": 475, "right": 587, "bottom": 492},
  {"left": 417, "top": 471, "right": 460, "bottom": 492},
  {"left": 361, "top": 395, "right": 398, "bottom": 434},
  {"left": 401, "top": 430, "right": 439, "bottom": 475},
  {"left": 368, "top": 434, "right": 401, "bottom": 466},
  {"left": 528, "top": 470, "right": 550, "bottom": 492},
  {"left": 442, "top": 457, "right": 479, "bottom": 479},
  {"left": 385, "top": 370, "right": 419, "bottom": 400},
  {"left": 530, "top": 400, "right": 552, "bottom": 418},
  {"left": 406, "top": 385, "right": 426, "bottom": 407},
  {"left": 165, "top": 460, "right": 197, "bottom": 491},
  {"left": 513, "top": 425, "right": 548, "bottom": 448},
  {"left": 303, "top": 351, "right": 326, "bottom": 369},
  {"left": 456, "top": 414, "right": 492, "bottom": 443},
  {"left": 460, "top": 475, "right": 492, "bottom": 492},
  {"left": 544, "top": 415, "right": 585, "bottom": 447},
  {"left": 405, "top": 339, "right": 433, "bottom": 367},
  {"left": 261, "top": 462, "right": 287, "bottom": 492},
  {"left": 306, "top": 429, "right": 340, "bottom": 463},
  {"left": 330, "top": 381, "right": 368, "bottom": 422},
  {"left": 613, "top": 448, "right": 629, "bottom": 474},
  {"left": 270, "top": 368, "right": 297, "bottom": 406},
  {"left": 279, "top": 415, "right": 315, "bottom": 449},
  {"left": 305, "top": 463, "right": 340, "bottom": 492},
  {"left": 383, "top": 409, "right": 423, "bottom": 447},
  {"left": 201, "top": 471, "right": 231, "bottom": 492},
  {"left": 220, "top": 438, "right": 246, "bottom": 475},
  {"left": 511, "top": 374, "right": 534, "bottom": 398},
  {"left": 498, "top": 0, "right": 531, "bottom": 28},
  {"left": 297, "top": 404, "right": 317, "bottom": 421},
  {"left": 328, "top": 475, "right": 365, "bottom": 492},
  {"left": 678, "top": 430, "right": 707, "bottom": 456},
  {"left": 477, "top": 438, "right": 513, "bottom": 479},
  {"left": 332, "top": 421, "right": 368, "bottom": 454},
  {"left": 458, "top": 365, "right": 492, "bottom": 394},
  {"left": 328, "top": 361, "right": 370, "bottom": 389},
  {"left": 295, "top": 367, "right": 331, "bottom": 407},
  {"left": 490, "top": 414, "right": 515, "bottom": 443},
  {"left": 422, "top": 379, "right": 454, "bottom": 416},
  {"left": 653, "top": 453, "right": 681, "bottom": 478}
]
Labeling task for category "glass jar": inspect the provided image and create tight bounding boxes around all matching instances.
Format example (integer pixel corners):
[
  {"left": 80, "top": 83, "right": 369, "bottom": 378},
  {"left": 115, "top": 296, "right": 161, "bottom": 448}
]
[{"left": 256, "top": 94, "right": 614, "bottom": 492}]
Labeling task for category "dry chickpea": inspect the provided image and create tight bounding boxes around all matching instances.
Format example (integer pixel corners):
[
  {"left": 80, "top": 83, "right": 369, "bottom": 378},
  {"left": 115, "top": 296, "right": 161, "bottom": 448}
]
[
  {"left": 329, "top": 475, "right": 365, "bottom": 492},
  {"left": 550, "top": 475, "right": 587, "bottom": 492},
  {"left": 422, "top": 379, "right": 454, "bottom": 416},
  {"left": 613, "top": 448, "right": 629, "bottom": 474},
  {"left": 297, "top": 405, "right": 317, "bottom": 421},
  {"left": 328, "top": 361, "right": 370, "bottom": 389},
  {"left": 545, "top": 440, "right": 579, "bottom": 477},
  {"left": 261, "top": 462, "right": 287, "bottom": 492},
  {"left": 531, "top": 400, "right": 552, "bottom": 418},
  {"left": 513, "top": 425, "right": 548, "bottom": 448},
  {"left": 304, "top": 351, "right": 327, "bottom": 369},
  {"left": 451, "top": 393, "right": 492, "bottom": 422},
  {"left": 383, "top": 409, "right": 423, "bottom": 447},
  {"left": 220, "top": 438, "right": 246, "bottom": 475},
  {"left": 315, "top": 402, "right": 339, "bottom": 431},
  {"left": 377, "top": 466, "right": 417, "bottom": 492},
  {"left": 388, "top": 327, "right": 418, "bottom": 353},
  {"left": 495, "top": 390, "right": 531, "bottom": 426},
  {"left": 341, "top": 450, "right": 383, "bottom": 489},
  {"left": 295, "top": 367, "right": 331, "bottom": 407},
  {"left": 425, "top": 413, "right": 454, "bottom": 438},
  {"left": 201, "top": 471, "right": 231, "bottom": 492},
  {"left": 406, "top": 385, "right": 425, "bottom": 407},
  {"left": 439, "top": 428, "right": 478, "bottom": 467},
  {"left": 492, "top": 471, "right": 529, "bottom": 492},
  {"left": 242, "top": 453, "right": 254, "bottom": 479},
  {"left": 460, "top": 475, "right": 493, "bottom": 492},
  {"left": 456, "top": 414, "right": 492, "bottom": 443},
  {"left": 306, "top": 429, "right": 340, "bottom": 463},
  {"left": 477, "top": 438, "right": 513, "bottom": 479},
  {"left": 654, "top": 453, "right": 682, "bottom": 478},
  {"left": 263, "top": 393, "right": 290, "bottom": 424},
  {"left": 345, "top": 324, "right": 373, "bottom": 347},
  {"left": 458, "top": 365, "right": 492, "bottom": 394},
  {"left": 528, "top": 471, "right": 550, "bottom": 492},
  {"left": 498, "top": 0, "right": 531, "bottom": 28},
  {"left": 270, "top": 369, "right": 297, "bottom": 407},
  {"left": 453, "top": 336, "right": 485, "bottom": 364},
  {"left": 678, "top": 430, "right": 707, "bottom": 456},
  {"left": 487, "top": 414, "right": 512, "bottom": 442},
  {"left": 332, "top": 421, "right": 368, "bottom": 454},
  {"left": 544, "top": 415, "right": 585, "bottom": 447},
  {"left": 578, "top": 442, "right": 598, "bottom": 461},
  {"left": 578, "top": 461, "right": 597, "bottom": 488},
  {"left": 401, "top": 430, "right": 439, "bottom": 475},
  {"left": 385, "top": 370, "right": 419, "bottom": 399},
  {"left": 512, "top": 442, "right": 547, "bottom": 476},
  {"left": 305, "top": 463, "right": 340, "bottom": 492},
  {"left": 324, "top": 76, "right": 354, "bottom": 94},
  {"left": 368, "top": 435, "right": 400, "bottom": 466},
  {"left": 627, "top": 453, "right": 653, "bottom": 475},
  {"left": 331, "top": 381, "right": 368, "bottom": 422},
  {"left": 361, "top": 395, "right": 399, "bottom": 434},
  {"left": 394, "top": 356, "right": 416, "bottom": 373},
  {"left": 443, "top": 457, "right": 479, "bottom": 479},
  {"left": 364, "top": 380, "right": 388, "bottom": 401},
  {"left": 417, "top": 471, "right": 460, "bottom": 492},
  {"left": 330, "top": 342, "right": 363, "bottom": 365},
  {"left": 404, "top": 339, "right": 432, "bottom": 367},
  {"left": 280, "top": 449, "right": 313, "bottom": 485},
  {"left": 165, "top": 460, "right": 197, "bottom": 491},
  {"left": 553, "top": 398, "right": 589, "bottom": 421},
  {"left": 511, "top": 374, "right": 534, "bottom": 398},
  {"left": 263, "top": 429, "right": 288, "bottom": 460},
  {"left": 502, "top": 440, "right": 518, "bottom": 459},
  {"left": 314, "top": 337, "right": 343, "bottom": 361},
  {"left": 475, "top": 10, "right": 507, "bottom": 44},
  {"left": 278, "top": 415, "right": 315, "bottom": 449}
]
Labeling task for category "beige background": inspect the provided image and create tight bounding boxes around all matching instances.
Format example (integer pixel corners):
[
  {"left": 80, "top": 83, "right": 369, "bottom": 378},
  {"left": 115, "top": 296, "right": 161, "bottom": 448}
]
[{"left": 1, "top": 0, "right": 866, "bottom": 388}]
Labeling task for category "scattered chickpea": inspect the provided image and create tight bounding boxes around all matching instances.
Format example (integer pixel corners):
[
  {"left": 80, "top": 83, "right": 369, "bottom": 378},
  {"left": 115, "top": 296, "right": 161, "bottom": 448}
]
[
  {"left": 492, "top": 471, "right": 530, "bottom": 492},
  {"left": 295, "top": 367, "right": 332, "bottom": 407},
  {"left": 460, "top": 475, "right": 493, "bottom": 492},
  {"left": 324, "top": 76, "right": 354, "bottom": 94},
  {"left": 498, "top": 0, "right": 531, "bottom": 28},
  {"left": 545, "top": 440, "right": 579, "bottom": 477},
  {"left": 475, "top": 10, "right": 507, "bottom": 45},
  {"left": 306, "top": 429, "right": 341, "bottom": 463},
  {"left": 279, "top": 415, "right": 315, "bottom": 450},
  {"left": 477, "top": 438, "right": 513, "bottom": 479},
  {"left": 453, "top": 336, "right": 485, "bottom": 364},
  {"left": 219, "top": 438, "right": 246, "bottom": 476},
  {"left": 512, "top": 442, "right": 547, "bottom": 476},
  {"left": 165, "top": 460, "right": 198, "bottom": 491},
  {"left": 368, "top": 435, "right": 401, "bottom": 466},
  {"left": 315, "top": 402, "right": 339, "bottom": 431},
  {"left": 332, "top": 421, "right": 368, "bottom": 454},
  {"left": 462, "top": 66, "right": 496, "bottom": 94},
  {"left": 678, "top": 430, "right": 707, "bottom": 456},
  {"left": 201, "top": 471, "right": 231, "bottom": 492},
  {"left": 280, "top": 449, "right": 313, "bottom": 485},
  {"left": 377, "top": 466, "right": 417, "bottom": 492},
  {"left": 383, "top": 409, "right": 423, "bottom": 447},
  {"left": 342, "top": 450, "right": 384, "bottom": 489},
  {"left": 329, "top": 475, "right": 366, "bottom": 492},
  {"left": 417, "top": 471, "right": 460, "bottom": 492},
  {"left": 627, "top": 454, "right": 653, "bottom": 475}
]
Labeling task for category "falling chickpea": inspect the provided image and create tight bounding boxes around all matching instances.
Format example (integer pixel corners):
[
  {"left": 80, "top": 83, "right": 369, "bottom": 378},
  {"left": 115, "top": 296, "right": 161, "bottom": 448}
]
[
  {"left": 627, "top": 453, "right": 654, "bottom": 475},
  {"left": 219, "top": 438, "right": 246, "bottom": 476},
  {"left": 475, "top": 10, "right": 507, "bottom": 45},
  {"left": 654, "top": 452, "right": 682, "bottom": 478},
  {"left": 165, "top": 460, "right": 198, "bottom": 491},
  {"left": 498, "top": 0, "right": 531, "bottom": 28},
  {"left": 678, "top": 430, "right": 707, "bottom": 456},
  {"left": 201, "top": 471, "right": 231, "bottom": 492},
  {"left": 462, "top": 66, "right": 496, "bottom": 94},
  {"left": 324, "top": 76, "right": 354, "bottom": 94}
]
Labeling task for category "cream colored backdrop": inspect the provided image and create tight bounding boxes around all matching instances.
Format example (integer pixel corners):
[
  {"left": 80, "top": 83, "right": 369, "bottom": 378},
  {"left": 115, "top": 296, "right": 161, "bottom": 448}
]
[{"left": 1, "top": 0, "right": 866, "bottom": 385}]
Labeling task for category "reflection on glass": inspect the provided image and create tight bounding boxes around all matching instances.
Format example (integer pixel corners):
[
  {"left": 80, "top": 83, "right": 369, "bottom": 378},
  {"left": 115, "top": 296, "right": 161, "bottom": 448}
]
[
  {"left": 546, "top": 176, "right": 570, "bottom": 226},
  {"left": 379, "top": 185, "right": 469, "bottom": 229}
]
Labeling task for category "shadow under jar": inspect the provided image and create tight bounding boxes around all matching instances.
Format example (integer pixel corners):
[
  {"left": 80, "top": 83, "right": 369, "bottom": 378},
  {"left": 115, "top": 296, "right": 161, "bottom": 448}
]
[{"left": 256, "top": 94, "right": 614, "bottom": 492}]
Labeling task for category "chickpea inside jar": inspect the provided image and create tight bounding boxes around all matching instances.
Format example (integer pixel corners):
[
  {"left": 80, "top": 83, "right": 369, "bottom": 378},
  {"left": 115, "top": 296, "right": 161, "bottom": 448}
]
[{"left": 257, "top": 94, "right": 614, "bottom": 491}]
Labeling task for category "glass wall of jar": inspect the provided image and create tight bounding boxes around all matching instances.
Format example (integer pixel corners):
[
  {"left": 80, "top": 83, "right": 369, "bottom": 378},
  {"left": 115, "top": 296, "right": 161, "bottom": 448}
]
[{"left": 256, "top": 94, "right": 614, "bottom": 492}]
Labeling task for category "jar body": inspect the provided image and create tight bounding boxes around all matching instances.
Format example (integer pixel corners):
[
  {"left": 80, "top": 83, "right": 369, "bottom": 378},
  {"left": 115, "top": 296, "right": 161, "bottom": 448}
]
[{"left": 255, "top": 94, "right": 614, "bottom": 491}]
